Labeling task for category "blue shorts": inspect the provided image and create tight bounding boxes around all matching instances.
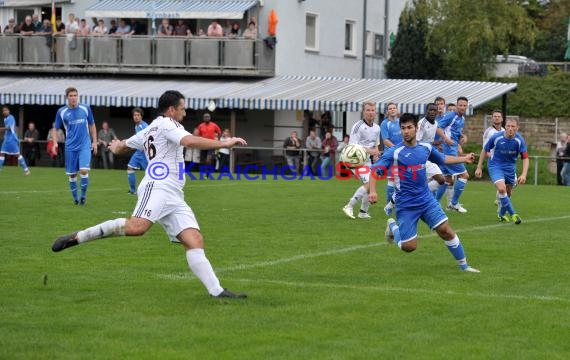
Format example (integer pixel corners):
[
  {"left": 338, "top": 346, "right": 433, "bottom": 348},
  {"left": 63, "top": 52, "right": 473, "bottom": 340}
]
[
  {"left": 488, "top": 164, "right": 516, "bottom": 186},
  {"left": 441, "top": 163, "right": 466, "bottom": 176},
  {"left": 395, "top": 196, "right": 448, "bottom": 242},
  {"left": 128, "top": 151, "right": 148, "bottom": 170},
  {"left": 1, "top": 138, "right": 20, "bottom": 155},
  {"left": 65, "top": 148, "right": 92, "bottom": 175}
]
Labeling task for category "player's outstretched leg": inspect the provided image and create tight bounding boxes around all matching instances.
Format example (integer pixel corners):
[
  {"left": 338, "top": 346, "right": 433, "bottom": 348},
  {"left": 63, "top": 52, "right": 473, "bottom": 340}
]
[
  {"left": 17, "top": 155, "right": 30, "bottom": 175},
  {"left": 51, "top": 218, "right": 127, "bottom": 252},
  {"left": 443, "top": 235, "right": 479, "bottom": 273}
]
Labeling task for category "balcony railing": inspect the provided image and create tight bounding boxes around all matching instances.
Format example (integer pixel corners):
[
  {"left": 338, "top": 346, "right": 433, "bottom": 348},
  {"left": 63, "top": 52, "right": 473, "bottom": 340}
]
[{"left": 0, "top": 35, "right": 275, "bottom": 77}]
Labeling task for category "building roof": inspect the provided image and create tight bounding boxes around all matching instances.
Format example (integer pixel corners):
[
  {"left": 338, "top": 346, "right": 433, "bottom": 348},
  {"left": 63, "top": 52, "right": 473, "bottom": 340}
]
[
  {"left": 0, "top": 75, "right": 517, "bottom": 115},
  {"left": 85, "top": 0, "right": 259, "bottom": 20}
]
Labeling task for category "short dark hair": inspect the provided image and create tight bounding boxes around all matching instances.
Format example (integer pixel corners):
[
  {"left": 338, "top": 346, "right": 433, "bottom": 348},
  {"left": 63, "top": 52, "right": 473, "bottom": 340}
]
[
  {"left": 434, "top": 96, "right": 445, "bottom": 104},
  {"left": 492, "top": 109, "right": 503, "bottom": 116},
  {"left": 457, "top": 96, "right": 468, "bottom": 103},
  {"left": 399, "top": 113, "right": 418, "bottom": 127},
  {"left": 158, "top": 90, "right": 184, "bottom": 114},
  {"left": 131, "top": 107, "right": 144, "bottom": 116},
  {"left": 65, "top": 87, "right": 78, "bottom": 96}
]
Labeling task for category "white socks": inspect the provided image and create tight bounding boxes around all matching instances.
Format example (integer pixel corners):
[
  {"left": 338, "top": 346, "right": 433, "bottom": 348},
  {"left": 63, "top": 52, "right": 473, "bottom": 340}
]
[
  {"left": 77, "top": 218, "right": 126, "bottom": 243},
  {"left": 428, "top": 179, "right": 440, "bottom": 192},
  {"left": 186, "top": 249, "right": 224, "bottom": 296},
  {"left": 348, "top": 186, "right": 367, "bottom": 208}
]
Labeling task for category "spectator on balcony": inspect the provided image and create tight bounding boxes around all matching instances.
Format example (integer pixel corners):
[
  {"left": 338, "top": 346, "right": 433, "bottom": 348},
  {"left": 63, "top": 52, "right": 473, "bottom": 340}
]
[
  {"left": 242, "top": 21, "right": 257, "bottom": 39},
  {"left": 128, "top": 19, "right": 146, "bottom": 35},
  {"left": 197, "top": 28, "right": 206, "bottom": 37},
  {"left": 3, "top": 18, "right": 19, "bottom": 34},
  {"left": 158, "top": 18, "right": 173, "bottom": 36},
  {"left": 32, "top": 13, "right": 42, "bottom": 32},
  {"left": 174, "top": 19, "right": 191, "bottom": 36},
  {"left": 78, "top": 19, "right": 91, "bottom": 36},
  {"left": 54, "top": 17, "right": 65, "bottom": 35},
  {"left": 37, "top": 19, "right": 54, "bottom": 47},
  {"left": 108, "top": 19, "right": 117, "bottom": 35},
  {"left": 19, "top": 16, "right": 36, "bottom": 35},
  {"left": 113, "top": 19, "right": 131, "bottom": 36},
  {"left": 207, "top": 20, "right": 223, "bottom": 37},
  {"left": 91, "top": 17, "right": 98, "bottom": 31},
  {"left": 92, "top": 19, "right": 107, "bottom": 36},
  {"left": 228, "top": 23, "right": 241, "bottom": 38},
  {"left": 66, "top": 13, "right": 79, "bottom": 35}
]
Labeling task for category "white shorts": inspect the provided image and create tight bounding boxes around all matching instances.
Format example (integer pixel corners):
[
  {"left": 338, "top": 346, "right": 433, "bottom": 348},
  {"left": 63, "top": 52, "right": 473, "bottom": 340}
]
[
  {"left": 132, "top": 184, "right": 200, "bottom": 238},
  {"left": 351, "top": 160, "right": 371, "bottom": 184},
  {"left": 426, "top": 161, "right": 443, "bottom": 179}
]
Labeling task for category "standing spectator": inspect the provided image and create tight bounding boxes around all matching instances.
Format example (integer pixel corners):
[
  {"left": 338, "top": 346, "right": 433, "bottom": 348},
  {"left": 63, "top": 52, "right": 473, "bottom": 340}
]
[
  {"left": 305, "top": 129, "right": 322, "bottom": 176},
  {"left": 196, "top": 113, "right": 221, "bottom": 166},
  {"left": 555, "top": 133, "right": 567, "bottom": 185},
  {"left": 320, "top": 131, "right": 338, "bottom": 177},
  {"left": 65, "top": 13, "right": 79, "bottom": 35},
  {"left": 228, "top": 23, "right": 241, "bottom": 38},
  {"left": 242, "top": 21, "right": 257, "bottom": 39},
  {"left": 0, "top": 106, "right": 30, "bottom": 175},
  {"left": 319, "top": 111, "right": 332, "bottom": 139},
  {"left": 126, "top": 108, "right": 148, "bottom": 194},
  {"left": 128, "top": 19, "right": 146, "bottom": 35},
  {"left": 23, "top": 122, "right": 40, "bottom": 166},
  {"left": 47, "top": 122, "right": 65, "bottom": 167},
  {"left": 32, "top": 14, "right": 42, "bottom": 31},
  {"left": 51, "top": 90, "right": 248, "bottom": 299},
  {"left": 561, "top": 134, "right": 570, "bottom": 186},
  {"left": 52, "top": 87, "right": 98, "bottom": 205},
  {"left": 174, "top": 19, "right": 191, "bottom": 36},
  {"left": 218, "top": 128, "right": 232, "bottom": 171},
  {"left": 283, "top": 131, "right": 301, "bottom": 174},
  {"left": 113, "top": 19, "right": 131, "bottom": 36},
  {"left": 78, "top": 19, "right": 91, "bottom": 36},
  {"left": 92, "top": 19, "right": 108, "bottom": 36},
  {"left": 19, "top": 16, "right": 36, "bottom": 35},
  {"left": 158, "top": 18, "right": 173, "bottom": 36},
  {"left": 54, "top": 17, "right": 65, "bottom": 35},
  {"left": 207, "top": 20, "right": 223, "bottom": 37},
  {"left": 36, "top": 19, "right": 54, "bottom": 47},
  {"left": 3, "top": 18, "right": 19, "bottom": 34},
  {"left": 98, "top": 121, "right": 118, "bottom": 169}
]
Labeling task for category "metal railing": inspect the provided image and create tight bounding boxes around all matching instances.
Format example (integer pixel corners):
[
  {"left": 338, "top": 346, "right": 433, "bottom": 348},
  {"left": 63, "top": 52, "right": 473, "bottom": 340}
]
[{"left": 0, "top": 35, "right": 275, "bottom": 76}]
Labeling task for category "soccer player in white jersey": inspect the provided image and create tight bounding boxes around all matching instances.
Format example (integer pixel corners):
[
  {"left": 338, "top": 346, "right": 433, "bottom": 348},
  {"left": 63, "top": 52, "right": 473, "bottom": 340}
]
[
  {"left": 475, "top": 110, "right": 505, "bottom": 208},
  {"left": 342, "top": 101, "right": 381, "bottom": 219},
  {"left": 368, "top": 113, "right": 479, "bottom": 273},
  {"left": 52, "top": 90, "right": 248, "bottom": 299}
]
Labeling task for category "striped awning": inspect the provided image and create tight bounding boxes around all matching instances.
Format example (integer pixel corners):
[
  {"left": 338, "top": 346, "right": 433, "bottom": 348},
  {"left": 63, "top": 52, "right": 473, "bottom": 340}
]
[
  {"left": 0, "top": 75, "right": 517, "bottom": 115},
  {"left": 85, "top": 0, "right": 259, "bottom": 19}
]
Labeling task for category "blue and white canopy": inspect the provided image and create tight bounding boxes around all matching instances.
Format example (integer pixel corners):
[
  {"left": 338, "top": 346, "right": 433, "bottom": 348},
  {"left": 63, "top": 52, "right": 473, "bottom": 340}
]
[
  {"left": 85, "top": 0, "right": 259, "bottom": 19},
  {"left": 0, "top": 75, "right": 517, "bottom": 115}
]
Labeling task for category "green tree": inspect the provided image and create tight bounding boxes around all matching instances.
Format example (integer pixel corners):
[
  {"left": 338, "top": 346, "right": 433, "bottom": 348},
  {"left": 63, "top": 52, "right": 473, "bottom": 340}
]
[
  {"left": 521, "top": 0, "right": 570, "bottom": 61},
  {"left": 386, "top": 0, "right": 442, "bottom": 79},
  {"left": 427, "top": 0, "right": 537, "bottom": 80}
]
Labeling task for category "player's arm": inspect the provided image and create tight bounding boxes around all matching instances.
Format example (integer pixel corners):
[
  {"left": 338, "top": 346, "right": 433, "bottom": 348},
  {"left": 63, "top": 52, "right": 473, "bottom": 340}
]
[
  {"left": 518, "top": 153, "right": 529, "bottom": 184},
  {"left": 474, "top": 147, "right": 487, "bottom": 178},
  {"left": 180, "top": 134, "right": 247, "bottom": 149},
  {"left": 368, "top": 153, "right": 391, "bottom": 203},
  {"left": 89, "top": 123, "right": 98, "bottom": 155},
  {"left": 108, "top": 139, "right": 134, "bottom": 155},
  {"left": 436, "top": 127, "right": 453, "bottom": 146},
  {"left": 444, "top": 153, "right": 475, "bottom": 164}
]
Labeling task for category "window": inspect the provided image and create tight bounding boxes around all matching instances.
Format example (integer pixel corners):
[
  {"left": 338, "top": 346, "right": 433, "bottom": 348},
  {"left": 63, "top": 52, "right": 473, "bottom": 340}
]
[
  {"left": 344, "top": 20, "right": 356, "bottom": 56},
  {"left": 366, "top": 31, "right": 384, "bottom": 58},
  {"left": 305, "top": 13, "right": 319, "bottom": 51}
]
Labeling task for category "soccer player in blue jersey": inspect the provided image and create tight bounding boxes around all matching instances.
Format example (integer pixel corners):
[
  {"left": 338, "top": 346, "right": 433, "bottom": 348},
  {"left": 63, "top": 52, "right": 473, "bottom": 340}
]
[
  {"left": 475, "top": 118, "right": 528, "bottom": 224},
  {"left": 52, "top": 87, "right": 98, "bottom": 205},
  {"left": 0, "top": 106, "right": 31, "bottom": 175},
  {"left": 127, "top": 108, "right": 148, "bottom": 194},
  {"left": 368, "top": 113, "right": 479, "bottom": 272},
  {"left": 435, "top": 96, "right": 469, "bottom": 213},
  {"left": 380, "top": 102, "right": 402, "bottom": 205}
]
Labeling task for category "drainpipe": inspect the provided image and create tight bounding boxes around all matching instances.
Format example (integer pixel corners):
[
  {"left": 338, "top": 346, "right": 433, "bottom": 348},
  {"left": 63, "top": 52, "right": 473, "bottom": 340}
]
[{"left": 361, "top": 0, "right": 367, "bottom": 78}]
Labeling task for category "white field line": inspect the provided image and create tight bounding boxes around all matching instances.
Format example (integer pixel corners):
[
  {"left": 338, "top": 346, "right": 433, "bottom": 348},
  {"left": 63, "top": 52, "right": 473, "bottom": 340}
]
[
  {"left": 156, "top": 214, "right": 570, "bottom": 301},
  {"left": 225, "top": 277, "right": 570, "bottom": 303}
]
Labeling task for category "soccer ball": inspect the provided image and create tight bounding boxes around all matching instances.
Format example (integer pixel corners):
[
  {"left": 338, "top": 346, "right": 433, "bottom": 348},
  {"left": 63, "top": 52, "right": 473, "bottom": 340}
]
[{"left": 340, "top": 144, "right": 368, "bottom": 168}]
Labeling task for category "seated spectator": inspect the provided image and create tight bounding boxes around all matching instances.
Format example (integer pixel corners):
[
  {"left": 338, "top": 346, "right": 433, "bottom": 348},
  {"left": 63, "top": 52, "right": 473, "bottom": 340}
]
[
  {"left": 92, "top": 19, "right": 107, "bottom": 36},
  {"left": 207, "top": 20, "right": 223, "bottom": 37},
  {"left": 158, "top": 18, "right": 173, "bottom": 36},
  {"left": 242, "top": 21, "right": 257, "bottom": 39},
  {"left": 108, "top": 19, "right": 117, "bottom": 35},
  {"left": 54, "top": 17, "right": 65, "bottom": 35},
  {"left": 3, "top": 18, "right": 19, "bottom": 34},
  {"left": 174, "top": 19, "right": 191, "bottom": 36},
  {"left": 228, "top": 23, "right": 241, "bottom": 38},
  {"left": 113, "top": 19, "right": 131, "bottom": 36},
  {"left": 19, "top": 16, "right": 36, "bottom": 35}
]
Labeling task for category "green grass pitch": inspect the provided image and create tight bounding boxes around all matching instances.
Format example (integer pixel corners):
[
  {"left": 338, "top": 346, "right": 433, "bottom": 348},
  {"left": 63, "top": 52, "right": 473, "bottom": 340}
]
[{"left": 0, "top": 167, "right": 568, "bottom": 359}]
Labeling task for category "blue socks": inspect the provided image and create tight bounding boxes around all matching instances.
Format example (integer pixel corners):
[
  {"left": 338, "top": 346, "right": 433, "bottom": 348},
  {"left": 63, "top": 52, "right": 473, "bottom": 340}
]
[
  {"left": 498, "top": 193, "right": 515, "bottom": 216},
  {"left": 451, "top": 178, "right": 467, "bottom": 205},
  {"left": 69, "top": 178, "right": 78, "bottom": 202},
  {"left": 128, "top": 171, "right": 136, "bottom": 193},
  {"left": 80, "top": 174, "right": 89, "bottom": 200},
  {"left": 389, "top": 221, "right": 402, "bottom": 247},
  {"left": 386, "top": 182, "right": 395, "bottom": 204},
  {"left": 435, "top": 182, "right": 448, "bottom": 201},
  {"left": 445, "top": 236, "right": 468, "bottom": 270}
]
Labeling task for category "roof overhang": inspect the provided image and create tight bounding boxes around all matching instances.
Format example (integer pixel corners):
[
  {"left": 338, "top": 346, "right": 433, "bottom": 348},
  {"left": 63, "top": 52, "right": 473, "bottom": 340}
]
[
  {"left": 85, "top": 0, "right": 259, "bottom": 20},
  {"left": 0, "top": 76, "right": 518, "bottom": 115}
]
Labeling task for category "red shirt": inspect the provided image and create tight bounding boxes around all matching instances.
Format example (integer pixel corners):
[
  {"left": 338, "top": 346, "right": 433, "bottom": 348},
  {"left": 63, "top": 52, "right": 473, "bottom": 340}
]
[{"left": 197, "top": 121, "right": 221, "bottom": 140}]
